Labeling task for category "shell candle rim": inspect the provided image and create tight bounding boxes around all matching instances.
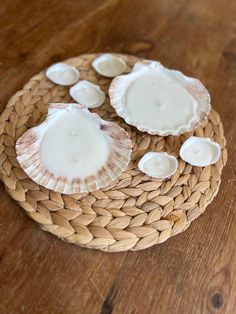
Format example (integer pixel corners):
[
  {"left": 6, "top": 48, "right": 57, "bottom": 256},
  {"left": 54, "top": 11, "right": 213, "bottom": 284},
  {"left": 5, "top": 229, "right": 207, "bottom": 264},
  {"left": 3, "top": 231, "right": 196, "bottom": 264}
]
[
  {"left": 179, "top": 136, "right": 221, "bottom": 167},
  {"left": 69, "top": 80, "right": 105, "bottom": 108},
  {"left": 16, "top": 103, "right": 132, "bottom": 194},
  {"left": 138, "top": 152, "right": 178, "bottom": 179},
  {"left": 92, "top": 53, "right": 127, "bottom": 78},
  {"left": 46, "top": 63, "right": 80, "bottom": 86},
  {"left": 109, "top": 60, "right": 211, "bottom": 136}
]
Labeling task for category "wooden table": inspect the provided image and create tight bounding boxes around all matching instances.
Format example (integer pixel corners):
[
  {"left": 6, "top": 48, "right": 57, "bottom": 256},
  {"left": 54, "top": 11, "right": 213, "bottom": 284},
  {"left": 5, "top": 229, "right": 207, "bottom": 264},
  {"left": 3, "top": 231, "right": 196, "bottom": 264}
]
[{"left": 0, "top": 1, "right": 236, "bottom": 313}]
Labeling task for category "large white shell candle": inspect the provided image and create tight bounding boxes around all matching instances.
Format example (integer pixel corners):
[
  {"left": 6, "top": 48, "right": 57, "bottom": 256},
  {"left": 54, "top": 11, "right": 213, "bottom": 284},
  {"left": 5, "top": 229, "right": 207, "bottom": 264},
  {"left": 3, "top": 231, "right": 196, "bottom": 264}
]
[
  {"left": 109, "top": 60, "right": 211, "bottom": 136},
  {"left": 138, "top": 152, "right": 178, "bottom": 179},
  {"left": 180, "top": 136, "right": 221, "bottom": 166},
  {"left": 46, "top": 63, "right": 80, "bottom": 86},
  {"left": 70, "top": 80, "right": 105, "bottom": 108},
  {"left": 92, "top": 54, "right": 127, "bottom": 78},
  {"left": 16, "top": 103, "right": 132, "bottom": 194}
]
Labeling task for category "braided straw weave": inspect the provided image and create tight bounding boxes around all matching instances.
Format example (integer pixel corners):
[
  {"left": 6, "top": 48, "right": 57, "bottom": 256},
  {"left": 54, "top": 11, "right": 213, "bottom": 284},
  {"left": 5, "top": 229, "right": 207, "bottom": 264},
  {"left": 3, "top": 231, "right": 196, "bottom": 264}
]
[{"left": 0, "top": 54, "right": 227, "bottom": 252}]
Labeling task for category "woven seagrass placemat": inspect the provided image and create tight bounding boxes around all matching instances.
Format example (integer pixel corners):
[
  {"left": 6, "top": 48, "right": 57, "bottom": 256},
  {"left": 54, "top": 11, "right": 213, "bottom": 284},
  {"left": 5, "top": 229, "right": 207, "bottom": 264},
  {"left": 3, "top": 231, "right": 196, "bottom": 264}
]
[{"left": 0, "top": 53, "right": 227, "bottom": 252}]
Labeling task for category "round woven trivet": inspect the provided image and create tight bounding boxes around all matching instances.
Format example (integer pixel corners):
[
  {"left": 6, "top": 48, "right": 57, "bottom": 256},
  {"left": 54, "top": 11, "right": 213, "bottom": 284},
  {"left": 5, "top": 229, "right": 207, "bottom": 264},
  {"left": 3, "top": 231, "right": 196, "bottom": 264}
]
[{"left": 0, "top": 53, "right": 227, "bottom": 252}]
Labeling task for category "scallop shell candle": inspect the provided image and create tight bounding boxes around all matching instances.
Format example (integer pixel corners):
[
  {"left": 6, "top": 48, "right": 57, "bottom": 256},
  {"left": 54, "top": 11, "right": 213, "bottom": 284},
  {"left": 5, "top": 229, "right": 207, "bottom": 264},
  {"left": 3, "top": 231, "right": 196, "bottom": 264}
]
[
  {"left": 109, "top": 60, "right": 211, "bottom": 136},
  {"left": 92, "top": 54, "right": 127, "bottom": 78},
  {"left": 70, "top": 80, "right": 105, "bottom": 108},
  {"left": 46, "top": 63, "right": 80, "bottom": 86},
  {"left": 138, "top": 152, "right": 178, "bottom": 179},
  {"left": 180, "top": 136, "right": 221, "bottom": 167},
  {"left": 16, "top": 103, "right": 132, "bottom": 194}
]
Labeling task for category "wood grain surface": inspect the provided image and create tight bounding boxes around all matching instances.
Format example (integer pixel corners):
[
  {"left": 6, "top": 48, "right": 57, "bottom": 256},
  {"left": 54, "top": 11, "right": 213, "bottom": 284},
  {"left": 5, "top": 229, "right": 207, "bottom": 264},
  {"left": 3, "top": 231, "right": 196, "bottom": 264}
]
[{"left": 0, "top": 0, "right": 235, "bottom": 313}]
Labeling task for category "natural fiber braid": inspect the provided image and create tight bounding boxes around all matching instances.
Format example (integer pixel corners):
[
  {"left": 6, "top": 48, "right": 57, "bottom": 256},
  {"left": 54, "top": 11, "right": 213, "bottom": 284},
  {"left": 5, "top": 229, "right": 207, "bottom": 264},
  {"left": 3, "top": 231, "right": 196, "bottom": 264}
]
[{"left": 0, "top": 54, "right": 227, "bottom": 251}]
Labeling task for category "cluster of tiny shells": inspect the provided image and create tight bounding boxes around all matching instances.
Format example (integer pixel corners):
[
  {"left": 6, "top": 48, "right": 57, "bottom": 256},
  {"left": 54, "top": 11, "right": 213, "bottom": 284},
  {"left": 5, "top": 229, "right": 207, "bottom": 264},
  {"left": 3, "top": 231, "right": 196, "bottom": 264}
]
[
  {"left": 19, "top": 53, "right": 221, "bottom": 193},
  {"left": 46, "top": 54, "right": 127, "bottom": 109}
]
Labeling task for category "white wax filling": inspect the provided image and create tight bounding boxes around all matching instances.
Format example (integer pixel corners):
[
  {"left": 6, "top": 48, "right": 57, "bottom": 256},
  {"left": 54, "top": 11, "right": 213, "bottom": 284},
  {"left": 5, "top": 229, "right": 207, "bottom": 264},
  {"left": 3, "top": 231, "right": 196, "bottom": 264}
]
[
  {"left": 49, "top": 69, "right": 77, "bottom": 85},
  {"left": 124, "top": 75, "right": 197, "bottom": 131},
  {"left": 183, "top": 142, "right": 215, "bottom": 165},
  {"left": 40, "top": 111, "right": 110, "bottom": 179},
  {"left": 143, "top": 156, "right": 175, "bottom": 177},
  {"left": 72, "top": 86, "right": 100, "bottom": 106},
  {"left": 99, "top": 59, "right": 124, "bottom": 76}
]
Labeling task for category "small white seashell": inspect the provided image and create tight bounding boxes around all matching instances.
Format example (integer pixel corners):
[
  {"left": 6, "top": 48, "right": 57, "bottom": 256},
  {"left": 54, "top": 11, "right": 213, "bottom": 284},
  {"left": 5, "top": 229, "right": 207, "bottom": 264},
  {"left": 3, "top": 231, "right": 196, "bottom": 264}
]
[
  {"left": 138, "top": 152, "right": 178, "bottom": 179},
  {"left": 109, "top": 60, "right": 211, "bottom": 136},
  {"left": 46, "top": 63, "right": 80, "bottom": 86},
  {"left": 69, "top": 80, "right": 105, "bottom": 108},
  {"left": 16, "top": 103, "right": 132, "bottom": 194},
  {"left": 180, "top": 136, "right": 221, "bottom": 167},
  {"left": 92, "top": 53, "right": 127, "bottom": 78}
]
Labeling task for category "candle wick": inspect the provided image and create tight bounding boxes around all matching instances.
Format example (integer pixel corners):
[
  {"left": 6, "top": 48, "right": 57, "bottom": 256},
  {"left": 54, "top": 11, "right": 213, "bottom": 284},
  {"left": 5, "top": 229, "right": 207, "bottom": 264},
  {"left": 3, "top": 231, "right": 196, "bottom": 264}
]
[
  {"left": 156, "top": 101, "right": 164, "bottom": 110},
  {"left": 73, "top": 157, "right": 80, "bottom": 164},
  {"left": 70, "top": 131, "right": 78, "bottom": 137},
  {"left": 155, "top": 159, "right": 161, "bottom": 167}
]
